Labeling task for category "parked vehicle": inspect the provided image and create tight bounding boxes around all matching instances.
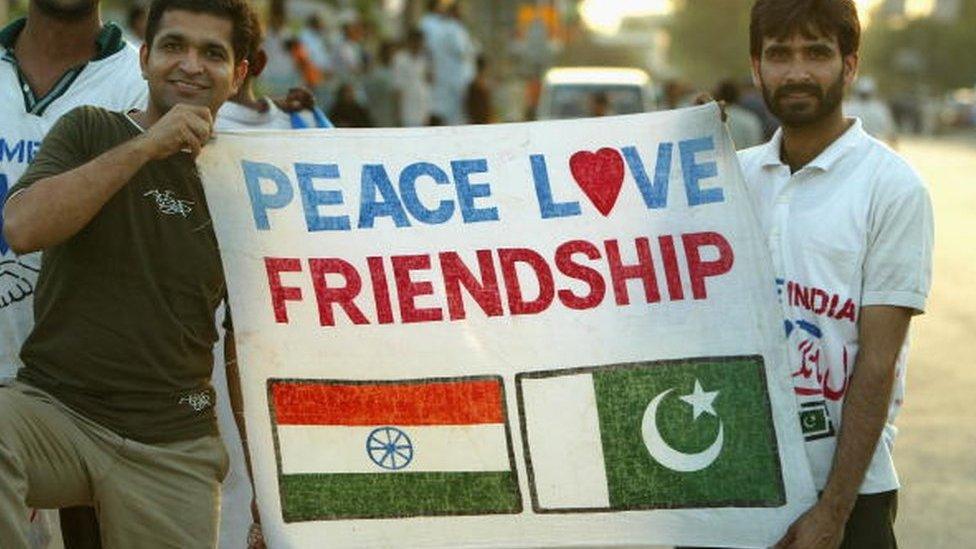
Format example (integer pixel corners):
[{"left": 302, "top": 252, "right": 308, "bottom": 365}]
[{"left": 536, "top": 67, "right": 658, "bottom": 120}]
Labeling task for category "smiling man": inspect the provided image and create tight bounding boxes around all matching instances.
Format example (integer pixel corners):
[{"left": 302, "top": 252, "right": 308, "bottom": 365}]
[
  {"left": 0, "top": 0, "right": 254, "bottom": 546},
  {"left": 736, "top": 1, "right": 933, "bottom": 548}
]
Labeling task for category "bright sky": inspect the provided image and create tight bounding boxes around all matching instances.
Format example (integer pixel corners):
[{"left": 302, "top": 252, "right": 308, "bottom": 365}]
[{"left": 579, "top": 0, "right": 936, "bottom": 35}]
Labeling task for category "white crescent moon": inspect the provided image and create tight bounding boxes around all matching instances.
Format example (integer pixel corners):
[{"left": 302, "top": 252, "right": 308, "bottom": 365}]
[{"left": 641, "top": 388, "right": 724, "bottom": 473}]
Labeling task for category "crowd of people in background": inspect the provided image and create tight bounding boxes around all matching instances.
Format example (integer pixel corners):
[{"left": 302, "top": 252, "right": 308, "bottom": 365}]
[
  {"left": 192, "top": 0, "right": 496, "bottom": 129},
  {"left": 117, "top": 0, "right": 916, "bottom": 145}
]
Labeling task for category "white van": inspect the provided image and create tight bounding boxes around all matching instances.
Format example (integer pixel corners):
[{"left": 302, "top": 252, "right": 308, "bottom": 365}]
[{"left": 536, "top": 67, "right": 659, "bottom": 120}]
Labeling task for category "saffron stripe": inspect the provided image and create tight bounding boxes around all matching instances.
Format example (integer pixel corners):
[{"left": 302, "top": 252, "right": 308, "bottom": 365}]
[{"left": 271, "top": 378, "right": 505, "bottom": 426}]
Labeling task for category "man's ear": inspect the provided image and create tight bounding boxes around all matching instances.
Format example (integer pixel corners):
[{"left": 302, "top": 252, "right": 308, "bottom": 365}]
[
  {"left": 750, "top": 56, "right": 762, "bottom": 89},
  {"left": 250, "top": 50, "right": 268, "bottom": 79},
  {"left": 231, "top": 59, "right": 249, "bottom": 94},
  {"left": 139, "top": 42, "right": 149, "bottom": 79},
  {"left": 842, "top": 52, "right": 859, "bottom": 89}
]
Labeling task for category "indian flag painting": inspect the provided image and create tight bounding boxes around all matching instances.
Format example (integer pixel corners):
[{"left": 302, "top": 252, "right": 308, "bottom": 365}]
[
  {"left": 517, "top": 356, "right": 785, "bottom": 512},
  {"left": 268, "top": 376, "right": 522, "bottom": 521}
]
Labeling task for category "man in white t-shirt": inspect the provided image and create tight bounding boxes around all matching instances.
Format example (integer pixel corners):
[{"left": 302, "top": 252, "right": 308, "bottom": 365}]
[
  {"left": 737, "top": 1, "right": 933, "bottom": 547},
  {"left": 1, "top": 1, "right": 147, "bottom": 547}
]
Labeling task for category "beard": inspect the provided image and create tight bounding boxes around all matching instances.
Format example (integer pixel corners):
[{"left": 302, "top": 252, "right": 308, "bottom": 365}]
[
  {"left": 761, "top": 68, "right": 845, "bottom": 128},
  {"left": 32, "top": 0, "right": 98, "bottom": 21}
]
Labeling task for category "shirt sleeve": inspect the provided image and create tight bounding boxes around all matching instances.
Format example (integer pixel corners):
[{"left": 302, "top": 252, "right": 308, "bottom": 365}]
[
  {"left": 4, "top": 107, "right": 89, "bottom": 205},
  {"left": 861, "top": 178, "right": 934, "bottom": 314}
]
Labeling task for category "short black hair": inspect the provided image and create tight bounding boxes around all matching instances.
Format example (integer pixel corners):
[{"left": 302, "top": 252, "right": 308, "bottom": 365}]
[
  {"left": 750, "top": 0, "right": 860, "bottom": 58},
  {"left": 714, "top": 79, "right": 740, "bottom": 104},
  {"left": 145, "top": 0, "right": 256, "bottom": 63}
]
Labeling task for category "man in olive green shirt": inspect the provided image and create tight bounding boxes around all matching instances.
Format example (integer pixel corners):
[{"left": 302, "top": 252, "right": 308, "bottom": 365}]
[{"left": 0, "top": 0, "right": 254, "bottom": 546}]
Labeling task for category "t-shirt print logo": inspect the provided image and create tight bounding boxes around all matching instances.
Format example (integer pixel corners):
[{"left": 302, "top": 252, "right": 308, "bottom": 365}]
[
  {"left": 144, "top": 189, "right": 194, "bottom": 217},
  {"left": 0, "top": 258, "right": 40, "bottom": 308},
  {"left": 179, "top": 391, "right": 212, "bottom": 412}
]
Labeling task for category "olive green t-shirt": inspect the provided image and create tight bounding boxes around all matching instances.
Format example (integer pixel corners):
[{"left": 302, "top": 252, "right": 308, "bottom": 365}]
[{"left": 8, "top": 106, "right": 225, "bottom": 443}]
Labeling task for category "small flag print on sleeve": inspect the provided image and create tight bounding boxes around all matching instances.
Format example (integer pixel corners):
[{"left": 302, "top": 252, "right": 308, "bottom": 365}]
[{"left": 268, "top": 376, "right": 522, "bottom": 522}]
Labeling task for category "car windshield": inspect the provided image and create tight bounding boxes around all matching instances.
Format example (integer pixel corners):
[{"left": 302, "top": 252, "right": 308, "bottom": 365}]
[{"left": 550, "top": 85, "right": 645, "bottom": 119}]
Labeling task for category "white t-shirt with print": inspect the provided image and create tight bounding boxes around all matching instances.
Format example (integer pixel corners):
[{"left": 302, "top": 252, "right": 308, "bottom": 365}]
[
  {"left": 0, "top": 35, "right": 147, "bottom": 383},
  {"left": 738, "top": 119, "right": 933, "bottom": 494}
]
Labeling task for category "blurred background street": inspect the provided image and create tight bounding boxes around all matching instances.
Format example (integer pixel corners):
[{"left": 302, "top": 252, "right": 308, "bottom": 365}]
[
  {"left": 893, "top": 133, "right": 976, "bottom": 548},
  {"left": 2, "top": 0, "right": 973, "bottom": 546}
]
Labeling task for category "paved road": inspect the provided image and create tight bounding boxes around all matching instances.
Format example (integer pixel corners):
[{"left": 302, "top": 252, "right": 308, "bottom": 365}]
[{"left": 893, "top": 133, "right": 976, "bottom": 548}]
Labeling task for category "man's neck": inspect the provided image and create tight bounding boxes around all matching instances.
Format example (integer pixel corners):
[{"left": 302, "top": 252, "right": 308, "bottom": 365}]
[
  {"left": 16, "top": 5, "right": 101, "bottom": 67},
  {"left": 229, "top": 84, "right": 269, "bottom": 113},
  {"left": 780, "top": 110, "right": 852, "bottom": 172}
]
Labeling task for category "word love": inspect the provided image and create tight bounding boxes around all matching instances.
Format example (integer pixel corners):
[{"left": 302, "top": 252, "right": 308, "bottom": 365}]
[
  {"left": 535, "top": 137, "right": 724, "bottom": 218},
  {"left": 264, "top": 231, "right": 734, "bottom": 327}
]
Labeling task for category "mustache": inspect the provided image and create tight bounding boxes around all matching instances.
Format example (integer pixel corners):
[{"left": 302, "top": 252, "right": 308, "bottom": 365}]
[{"left": 774, "top": 84, "right": 823, "bottom": 101}]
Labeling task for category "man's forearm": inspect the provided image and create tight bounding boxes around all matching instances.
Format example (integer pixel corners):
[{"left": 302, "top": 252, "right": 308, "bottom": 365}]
[
  {"left": 3, "top": 135, "right": 156, "bottom": 254},
  {"left": 819, "top": 349, "right": 896, "bottom": 518},
  {"left": 819, "top": 306, "right": 911, "bottom": 518}
]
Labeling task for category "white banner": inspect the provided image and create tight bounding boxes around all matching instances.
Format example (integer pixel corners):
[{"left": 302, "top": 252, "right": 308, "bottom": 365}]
[{"left": 197, "top": 104, "right": 816, "bottom": 548}]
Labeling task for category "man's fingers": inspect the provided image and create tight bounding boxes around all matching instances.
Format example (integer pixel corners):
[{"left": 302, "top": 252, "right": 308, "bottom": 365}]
[{"left": 180, "top": 127, "right": 203, "bottom": 157}]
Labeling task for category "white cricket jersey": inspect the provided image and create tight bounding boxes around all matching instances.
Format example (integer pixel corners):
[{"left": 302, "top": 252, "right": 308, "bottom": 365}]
[
  {"left": 738, "top": 119, "right": 933, "bottom": 494},
  {"left": 0, "top": 19, "right": 148, "bottom": 381}
]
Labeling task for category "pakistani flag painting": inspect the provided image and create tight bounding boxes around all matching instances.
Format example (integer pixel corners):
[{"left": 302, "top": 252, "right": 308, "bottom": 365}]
[
  {"left": 517, "top": 356, "right": 785, "bottom": 512},
  {"left": 268, "top": 376, "right": 522, "bottom": 521}
]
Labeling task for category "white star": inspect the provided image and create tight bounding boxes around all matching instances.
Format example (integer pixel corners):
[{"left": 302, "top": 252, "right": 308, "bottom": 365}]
[{"left": 679, "top": 379, "right": 719, "bottom": 421}]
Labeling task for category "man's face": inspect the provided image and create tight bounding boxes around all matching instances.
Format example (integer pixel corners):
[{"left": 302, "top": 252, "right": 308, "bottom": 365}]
[
  {"left": 140, "top": 10, "right": 247, "bottom": 116},
  {"left": 32, "top": 0, "right": 98, "bottom": 21},
  {"left": 751, "top": 30, "right": 857, "bottom": 128}
]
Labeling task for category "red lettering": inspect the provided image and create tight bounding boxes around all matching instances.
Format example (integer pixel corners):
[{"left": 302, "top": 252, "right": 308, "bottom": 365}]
[
  {"left": 682, "top": 232, "right": 734, "bottom": 300},
  {"left": 605, "top": 238, "right": 660, "bottom": 306},
  {"left": 439, "top": 250, "right": 503, "bottom": 320},
  {"left": 499, "top": 248, "right": 555, "bottom": 315},
  {"left": 827, "top": 293, "right": 839, "bottom": 317},
  {"left": 367, "top": 257, "right": 394, "bottom": 324},
  {"left": 658, "top": 235, "right": 685, "bottom": 301},
  {"left": 555, "top": 240, "right": 605, "bottom": 310},
  {"left": 835, "top": 299, "right": 857, "bottom": 322},
  {"left": 265, "top": 257, "right": 303, "bottom": 324},
  {"left": 392, "top": 255, "right": 443, "bottom": 323},
  {"left": 795, "top": 284, "right": 811, "bottom": 310},
  {"left": 309, "top": 258, "right": 369, "bottom": 326},
  {"left": 811, "top": 288, "right": 829, "bottom": 314}
]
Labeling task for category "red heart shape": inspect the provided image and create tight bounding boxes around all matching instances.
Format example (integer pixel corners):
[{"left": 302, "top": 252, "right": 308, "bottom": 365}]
[{"left": 569, "top": 148, "right": 625, "bottom": 217}]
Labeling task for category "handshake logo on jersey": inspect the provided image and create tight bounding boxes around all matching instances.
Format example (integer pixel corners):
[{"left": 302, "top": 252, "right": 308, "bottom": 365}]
[
  {"left": 0, "top": 258, "right": 39, "bottom": 309},
  {"left": 0, "top": 174, "right": 40, "bottom": 308}
]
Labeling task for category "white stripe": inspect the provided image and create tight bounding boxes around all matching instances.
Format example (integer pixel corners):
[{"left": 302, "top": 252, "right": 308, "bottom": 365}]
[
  {"left": 277, "top": 424, "right": 510, "bottom": 474},
  {"left": 521, "top": 373, "right": 610, "bottom": 509}
]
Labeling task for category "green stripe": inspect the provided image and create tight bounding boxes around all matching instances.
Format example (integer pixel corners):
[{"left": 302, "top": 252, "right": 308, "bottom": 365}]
[{"left": 280, "top": 471, "right": 521, "bottom": 522}]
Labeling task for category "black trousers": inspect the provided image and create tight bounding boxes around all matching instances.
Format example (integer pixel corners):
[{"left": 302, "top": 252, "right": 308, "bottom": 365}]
[{"left": 677, "top": 490, "right": 898, "bottom": 549}]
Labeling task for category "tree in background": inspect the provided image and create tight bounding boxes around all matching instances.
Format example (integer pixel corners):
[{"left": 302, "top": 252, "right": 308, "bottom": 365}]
[
  {"left": 667, "top": 0, "right": 753, "bottom": 87},
  {"left": 862, "top": 0, "right": 976, "bottom": 95}
]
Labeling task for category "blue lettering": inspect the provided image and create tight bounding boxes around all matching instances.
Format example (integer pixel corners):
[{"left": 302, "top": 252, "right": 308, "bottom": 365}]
[
  {"left": 451, "top": 159, "right": 498, "bottom": 223},
  {"left": 0, "top": 139, "right": 25, "bottom": 163},
  {"left": 399, "top": 162, "right": 454, "bottom": 225},
  {"left": 242, "top": 161, "right": 293, "bottom": 231},
  {"left": 295, "top": 163, "right": 350, "bottom": 231},
  {"left": 358, "top": 164, "right": 410, "bottom": 228},
  {"left": 530, "top": 154, "right": 580, "bottom": 219},
  {"left": 27, "top": 140, "right": 40, "bottom": 163},
  {"left": 679, "top": 137, "right": 723, "bottom": 206},
  {"left": 622, "top": 143, "right": 673, "bottom": 210}
]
